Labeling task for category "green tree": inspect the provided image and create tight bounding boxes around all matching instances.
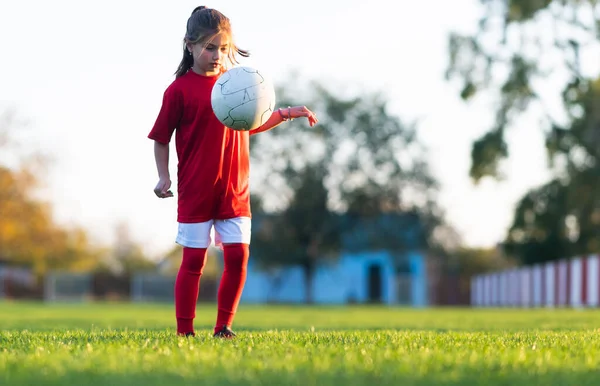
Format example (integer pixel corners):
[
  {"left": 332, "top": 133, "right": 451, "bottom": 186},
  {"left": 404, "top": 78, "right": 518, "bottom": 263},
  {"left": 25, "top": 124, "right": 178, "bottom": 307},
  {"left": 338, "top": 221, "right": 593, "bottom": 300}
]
[
  {"left": 446, "top": 0, "right": 598, "bottom": 181},
  {"left": 451, "top": 246, "right": 515, "bottom": 302},
  {"left": 503, "top": 179, "right": 572, "bottom": 264},
  {"left": 504, "top": 80, "right": 600, "bottom": 263},
  {"left": 446, "top": 0, "right": 600, "bottom": 263},
  {"left": 249, "top": 82, "right": 449, "bottom": 302},
  {"left": 250, "top": 165, "right": 340, "bottom": 303}
]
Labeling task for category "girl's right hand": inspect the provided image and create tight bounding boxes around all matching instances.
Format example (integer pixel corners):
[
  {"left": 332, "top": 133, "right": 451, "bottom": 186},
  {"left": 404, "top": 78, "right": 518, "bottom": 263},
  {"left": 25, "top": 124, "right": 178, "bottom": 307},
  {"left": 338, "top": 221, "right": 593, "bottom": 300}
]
[
  {"left": 287, "top": 106, "right": 318, "bottom": 127},
  {"left": 154, "top": 177, "right": 174, "bottom": 198}
]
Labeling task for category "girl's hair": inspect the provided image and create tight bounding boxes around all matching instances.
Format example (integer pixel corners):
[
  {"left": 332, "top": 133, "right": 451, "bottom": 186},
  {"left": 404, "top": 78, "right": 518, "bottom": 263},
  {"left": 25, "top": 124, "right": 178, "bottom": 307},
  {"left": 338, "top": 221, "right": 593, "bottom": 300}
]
[{"left": 175, "top": 6, "right": 249, "bottom": 78}]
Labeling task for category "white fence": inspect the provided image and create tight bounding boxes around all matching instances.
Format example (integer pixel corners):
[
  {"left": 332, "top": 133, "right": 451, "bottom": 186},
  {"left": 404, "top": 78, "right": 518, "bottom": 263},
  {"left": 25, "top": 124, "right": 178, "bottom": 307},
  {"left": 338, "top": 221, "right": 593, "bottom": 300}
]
[{"left": 471, "top": 255, "right": 600, "bottom": 308}]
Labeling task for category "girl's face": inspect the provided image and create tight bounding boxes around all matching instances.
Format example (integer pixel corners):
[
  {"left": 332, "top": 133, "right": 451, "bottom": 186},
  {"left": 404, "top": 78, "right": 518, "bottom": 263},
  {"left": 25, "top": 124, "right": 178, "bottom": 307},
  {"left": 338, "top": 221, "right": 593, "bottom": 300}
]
[{"left": 187, "top": 33, "right": 230, "bottom": 76}]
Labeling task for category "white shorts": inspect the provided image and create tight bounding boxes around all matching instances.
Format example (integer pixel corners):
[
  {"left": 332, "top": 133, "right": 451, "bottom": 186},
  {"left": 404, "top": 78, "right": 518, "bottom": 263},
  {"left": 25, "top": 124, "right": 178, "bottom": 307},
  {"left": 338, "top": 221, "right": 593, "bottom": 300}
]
[{"left": 175, "top": 217, "right": 251, "bottom": 249}]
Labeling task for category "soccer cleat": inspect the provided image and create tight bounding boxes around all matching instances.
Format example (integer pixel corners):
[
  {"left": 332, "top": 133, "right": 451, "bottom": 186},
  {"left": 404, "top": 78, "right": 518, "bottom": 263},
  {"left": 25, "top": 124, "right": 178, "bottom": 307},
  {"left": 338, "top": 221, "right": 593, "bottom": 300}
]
[
  {"left": 178, "top": 331, "right": 196, "bottom": 337},
  {"left": 213, "top": 326, "right": 237, "bottom": 339}
]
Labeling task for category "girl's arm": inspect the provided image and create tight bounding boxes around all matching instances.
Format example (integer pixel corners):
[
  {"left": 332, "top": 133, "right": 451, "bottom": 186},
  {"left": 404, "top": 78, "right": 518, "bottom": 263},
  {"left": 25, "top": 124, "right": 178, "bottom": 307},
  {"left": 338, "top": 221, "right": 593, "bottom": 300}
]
[
  {"left": 250, "top": 106, "right": 318, "bottom": 136},
  {"left": 153, "top": 141, "right": 174, "bottom": 198}
]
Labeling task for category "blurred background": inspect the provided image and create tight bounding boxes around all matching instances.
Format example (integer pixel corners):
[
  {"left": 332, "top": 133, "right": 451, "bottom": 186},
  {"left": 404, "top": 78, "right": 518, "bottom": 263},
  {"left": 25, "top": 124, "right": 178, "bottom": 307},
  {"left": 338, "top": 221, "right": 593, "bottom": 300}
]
[{"left": 0, "top": 0, "right": 598, "bottom": 307}]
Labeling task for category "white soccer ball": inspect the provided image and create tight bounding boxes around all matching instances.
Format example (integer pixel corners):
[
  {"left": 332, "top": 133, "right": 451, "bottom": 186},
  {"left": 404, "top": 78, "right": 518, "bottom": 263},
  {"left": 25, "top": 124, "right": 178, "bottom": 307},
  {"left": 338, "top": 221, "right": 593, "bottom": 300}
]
[{"left": 211, "top": 66, "right": 276, "bottom": 131}]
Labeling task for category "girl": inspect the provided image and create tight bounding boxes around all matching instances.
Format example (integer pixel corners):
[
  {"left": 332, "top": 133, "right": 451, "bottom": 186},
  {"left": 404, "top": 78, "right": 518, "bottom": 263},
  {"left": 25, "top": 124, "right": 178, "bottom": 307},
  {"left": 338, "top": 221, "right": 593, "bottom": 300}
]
[{"left": 148, "top": 6, "right": 318, "bottom": 338}]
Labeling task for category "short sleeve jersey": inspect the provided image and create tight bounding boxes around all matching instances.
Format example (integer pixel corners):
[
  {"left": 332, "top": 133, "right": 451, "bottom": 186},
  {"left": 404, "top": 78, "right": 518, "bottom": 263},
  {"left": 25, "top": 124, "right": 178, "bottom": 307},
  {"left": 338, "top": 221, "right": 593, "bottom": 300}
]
[{"left": 148, "top": 70, "right": 251, "bottom": 223}]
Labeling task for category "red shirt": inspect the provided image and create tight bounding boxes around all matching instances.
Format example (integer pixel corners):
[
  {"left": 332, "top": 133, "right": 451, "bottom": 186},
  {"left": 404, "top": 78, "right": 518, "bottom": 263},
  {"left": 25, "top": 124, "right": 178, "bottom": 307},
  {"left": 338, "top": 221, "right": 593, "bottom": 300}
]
[{"left": 148, "top": 70, "right": 251, "bottom": 223}]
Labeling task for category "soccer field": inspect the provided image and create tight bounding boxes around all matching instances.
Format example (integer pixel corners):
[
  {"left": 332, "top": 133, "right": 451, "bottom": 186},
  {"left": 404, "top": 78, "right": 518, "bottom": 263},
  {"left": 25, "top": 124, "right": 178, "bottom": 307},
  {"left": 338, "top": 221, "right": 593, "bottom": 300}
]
[{"left": 1, "top": 302, "right": 600, "bottom": 385}]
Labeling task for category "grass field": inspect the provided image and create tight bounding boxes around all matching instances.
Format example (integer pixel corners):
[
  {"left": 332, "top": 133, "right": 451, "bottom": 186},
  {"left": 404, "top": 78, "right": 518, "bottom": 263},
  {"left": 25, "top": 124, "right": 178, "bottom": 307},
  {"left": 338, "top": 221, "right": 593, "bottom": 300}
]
[{"left": 2, "top": 302, "right": 600, "bottom": 385}]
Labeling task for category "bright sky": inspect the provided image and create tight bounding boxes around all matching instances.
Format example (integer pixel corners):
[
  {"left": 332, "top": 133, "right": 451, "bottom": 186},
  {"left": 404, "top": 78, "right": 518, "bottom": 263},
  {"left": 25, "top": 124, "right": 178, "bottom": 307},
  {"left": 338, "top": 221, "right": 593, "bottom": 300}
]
[{"left": 0, "top": 0, "right": 562, "bottom": 258}]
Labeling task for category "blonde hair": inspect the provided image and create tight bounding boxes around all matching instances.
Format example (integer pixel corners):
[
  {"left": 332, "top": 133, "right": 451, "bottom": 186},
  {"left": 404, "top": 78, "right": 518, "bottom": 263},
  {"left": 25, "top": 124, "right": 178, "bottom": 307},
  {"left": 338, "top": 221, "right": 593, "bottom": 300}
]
[{"left": 175, "top": 6, "right": 249, "bottom": 78}]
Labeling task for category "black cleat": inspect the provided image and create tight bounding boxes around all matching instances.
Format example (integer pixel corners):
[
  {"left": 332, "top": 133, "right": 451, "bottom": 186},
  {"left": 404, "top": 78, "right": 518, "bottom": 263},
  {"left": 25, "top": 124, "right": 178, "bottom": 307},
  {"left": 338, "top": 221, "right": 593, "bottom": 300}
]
[
  {"left": 178, "top": 331, "right": 195, "bottom": 337},
  {"left": 213, "top": 326, "right": 237, "bottom": 339}
]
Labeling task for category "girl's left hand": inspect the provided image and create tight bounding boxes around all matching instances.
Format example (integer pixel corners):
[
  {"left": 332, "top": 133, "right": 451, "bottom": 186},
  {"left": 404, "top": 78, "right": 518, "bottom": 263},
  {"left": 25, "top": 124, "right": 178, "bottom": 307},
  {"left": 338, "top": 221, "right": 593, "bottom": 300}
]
[{"left": 288, "top": 106, "right": 319, "bottom": 127}]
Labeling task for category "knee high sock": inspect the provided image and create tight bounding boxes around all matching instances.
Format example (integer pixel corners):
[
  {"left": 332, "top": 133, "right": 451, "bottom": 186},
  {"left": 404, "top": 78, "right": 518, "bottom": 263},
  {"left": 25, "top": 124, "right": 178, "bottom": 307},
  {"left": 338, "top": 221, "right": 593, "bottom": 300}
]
[
  {"left": 215, "top": 243, "right": 250, "bottom": 333},
  {"left": 175, "top": 247, "right": 207, "bottom": 334}
]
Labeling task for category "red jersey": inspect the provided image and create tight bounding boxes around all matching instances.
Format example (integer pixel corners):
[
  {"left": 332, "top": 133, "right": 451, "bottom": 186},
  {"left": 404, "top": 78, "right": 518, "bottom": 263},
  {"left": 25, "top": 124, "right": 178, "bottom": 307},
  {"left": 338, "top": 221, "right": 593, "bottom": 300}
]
[{"left": 148, "top": 70, "right": 251, "bottom": 223}]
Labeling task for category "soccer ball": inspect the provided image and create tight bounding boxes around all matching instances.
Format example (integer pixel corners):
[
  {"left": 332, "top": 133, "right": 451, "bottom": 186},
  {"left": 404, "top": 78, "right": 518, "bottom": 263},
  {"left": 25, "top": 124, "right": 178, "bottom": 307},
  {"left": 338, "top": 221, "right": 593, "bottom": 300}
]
[{"left": 211, "top": 66, "right": 276, "bottom": 131}]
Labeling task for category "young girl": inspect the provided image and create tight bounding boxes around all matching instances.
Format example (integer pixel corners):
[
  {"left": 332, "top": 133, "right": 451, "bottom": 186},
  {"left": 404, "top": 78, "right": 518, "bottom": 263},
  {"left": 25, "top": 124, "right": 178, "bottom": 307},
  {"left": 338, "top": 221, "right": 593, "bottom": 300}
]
[{"left": 148, "top": 6, "right": 318, "bottom": 338}]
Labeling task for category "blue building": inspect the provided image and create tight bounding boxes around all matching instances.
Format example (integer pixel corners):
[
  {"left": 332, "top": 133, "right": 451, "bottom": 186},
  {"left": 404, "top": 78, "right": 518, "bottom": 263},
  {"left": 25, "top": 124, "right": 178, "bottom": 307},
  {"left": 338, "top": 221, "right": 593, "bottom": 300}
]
[{"left": 241, "top": 212, "right": 430, "bottom": 306}]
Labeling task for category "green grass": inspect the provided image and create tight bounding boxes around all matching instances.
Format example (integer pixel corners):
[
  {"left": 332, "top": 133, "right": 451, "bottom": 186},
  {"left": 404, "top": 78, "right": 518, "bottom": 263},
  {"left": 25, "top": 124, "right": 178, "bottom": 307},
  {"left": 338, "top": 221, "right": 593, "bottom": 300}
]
[{"left": 2, "top": 302, "right": 600, "bottom": 385}]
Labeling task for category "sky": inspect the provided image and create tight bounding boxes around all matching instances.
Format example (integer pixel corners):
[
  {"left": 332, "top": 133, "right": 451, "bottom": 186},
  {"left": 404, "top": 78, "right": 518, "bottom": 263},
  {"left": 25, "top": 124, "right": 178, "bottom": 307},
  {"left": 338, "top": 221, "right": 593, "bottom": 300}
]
[{"left": 0, "top": 0, "right": 569, "bottom": 258}]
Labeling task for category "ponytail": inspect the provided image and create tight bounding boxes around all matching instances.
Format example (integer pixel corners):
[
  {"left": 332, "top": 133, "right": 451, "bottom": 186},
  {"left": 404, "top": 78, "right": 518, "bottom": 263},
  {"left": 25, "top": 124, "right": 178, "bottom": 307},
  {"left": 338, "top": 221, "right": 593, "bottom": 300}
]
[{"left": 175, "top": 44, "right": 194, "bottom": 78}]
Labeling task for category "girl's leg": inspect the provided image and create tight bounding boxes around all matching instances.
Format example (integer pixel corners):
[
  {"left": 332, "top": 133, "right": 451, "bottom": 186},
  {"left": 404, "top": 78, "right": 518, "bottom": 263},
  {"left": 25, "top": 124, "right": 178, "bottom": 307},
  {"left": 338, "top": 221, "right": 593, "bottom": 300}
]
[
  {"left": 175, "top": 247, "right": 207, "bottom": 335},
  {"left": 213, "top": 217, "right": 251, "bottom": 335},
  {"left": 174, "top": 221, "right": 213, "bottom": 335},
  {"left": 214, "top": 243, "right": 250, "bottom": 334}
]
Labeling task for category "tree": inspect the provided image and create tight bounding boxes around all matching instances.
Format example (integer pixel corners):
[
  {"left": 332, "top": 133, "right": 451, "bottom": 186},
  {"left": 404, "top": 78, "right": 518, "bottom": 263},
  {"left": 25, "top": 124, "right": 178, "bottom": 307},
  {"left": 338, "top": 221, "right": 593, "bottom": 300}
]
[
  {"left": 451, "top": 246, "right": 515, "bottom": 303},
  {"left": 504, "top": 80, "right": 600, "bottom": 263},
  {"left": 249, "top": 81, "right": 448, "bottom": 302},
  {"left": 0, "top": 110, "right": 102, "bottom": 277},
  {"left": 109, "top": 222, "right": 155, "bottom": 274},
  {"left": 446, "top": 0, "right": 600, "bottom": 263},
  {"left": 446, "top": 0, "right": 599, "bottom": 181},
  {"left": 250, "top": 164, "right": 340, "bottom": 303},
  {"left": 502, "top": 179, "right": 573, "bottom": 264}
]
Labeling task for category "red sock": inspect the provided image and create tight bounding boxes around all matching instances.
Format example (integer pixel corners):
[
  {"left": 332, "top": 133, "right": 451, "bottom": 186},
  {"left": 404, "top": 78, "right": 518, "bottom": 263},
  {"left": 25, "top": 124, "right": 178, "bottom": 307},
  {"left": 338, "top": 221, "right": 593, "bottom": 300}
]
[
  {"left": 215, "top": 243, "right": 249, "bottom": 333},
  {"left": 175, "top": 247, "right": 207, "bottom": 335}
]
